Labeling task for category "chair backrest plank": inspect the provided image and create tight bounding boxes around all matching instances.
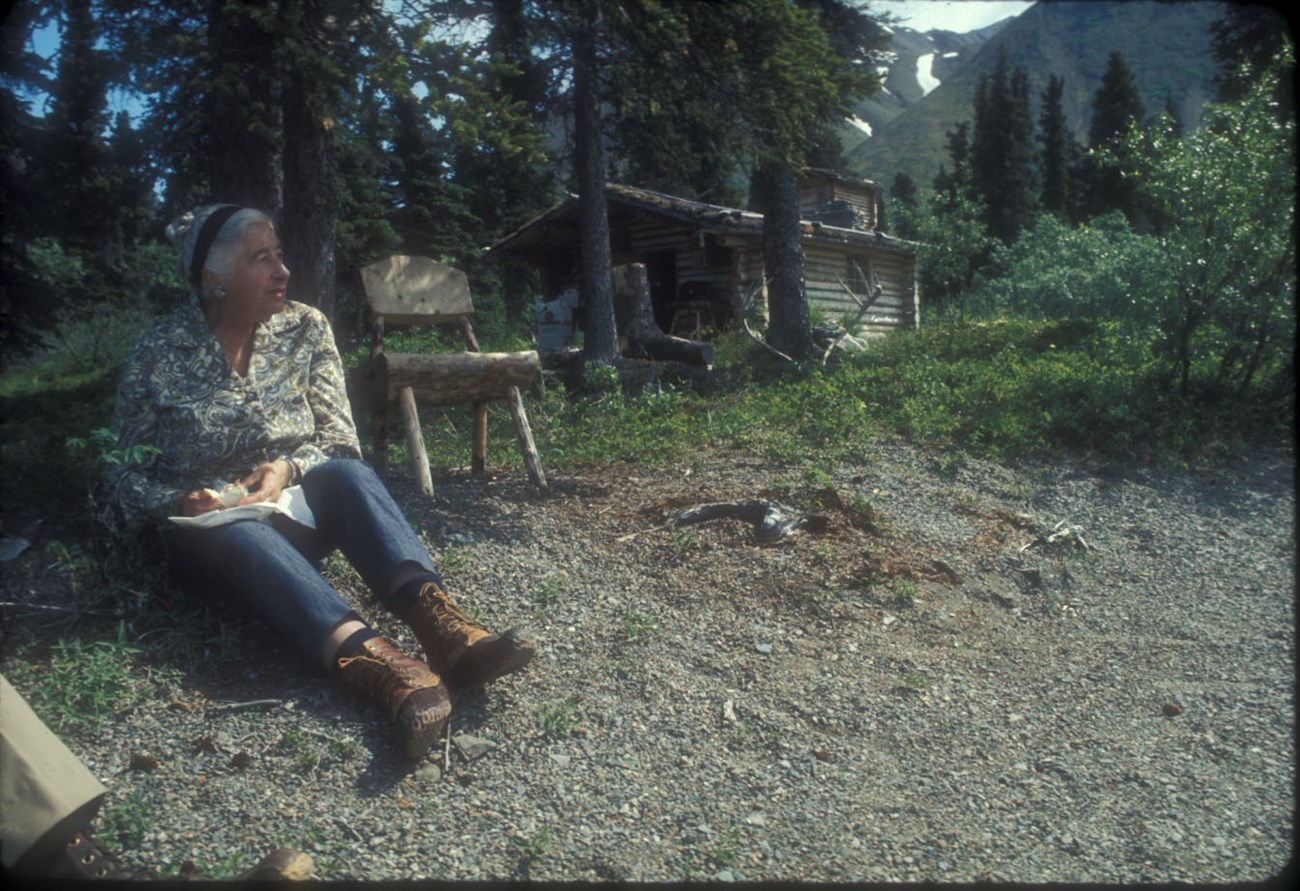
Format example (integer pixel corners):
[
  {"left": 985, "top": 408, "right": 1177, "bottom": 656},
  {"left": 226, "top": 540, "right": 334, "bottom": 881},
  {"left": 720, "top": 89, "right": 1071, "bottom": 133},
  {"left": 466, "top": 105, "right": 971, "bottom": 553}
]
[{"left": 360, "top": 255, "right": 474, "bottom": 326}]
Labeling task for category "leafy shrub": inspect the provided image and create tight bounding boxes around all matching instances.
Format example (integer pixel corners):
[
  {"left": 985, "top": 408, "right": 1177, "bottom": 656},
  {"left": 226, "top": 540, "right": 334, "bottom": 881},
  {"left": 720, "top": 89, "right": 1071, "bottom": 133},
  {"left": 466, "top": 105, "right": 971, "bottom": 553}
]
[{"left": 969, "top": 212, "right": 1164, "bottom": 327}]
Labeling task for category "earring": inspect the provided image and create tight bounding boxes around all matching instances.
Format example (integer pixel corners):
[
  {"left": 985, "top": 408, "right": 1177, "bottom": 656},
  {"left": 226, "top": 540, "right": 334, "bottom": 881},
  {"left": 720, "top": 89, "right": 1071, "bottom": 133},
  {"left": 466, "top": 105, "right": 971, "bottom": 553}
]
[{"left": 213, "top": 286, "right": 228, "bottom": 299}]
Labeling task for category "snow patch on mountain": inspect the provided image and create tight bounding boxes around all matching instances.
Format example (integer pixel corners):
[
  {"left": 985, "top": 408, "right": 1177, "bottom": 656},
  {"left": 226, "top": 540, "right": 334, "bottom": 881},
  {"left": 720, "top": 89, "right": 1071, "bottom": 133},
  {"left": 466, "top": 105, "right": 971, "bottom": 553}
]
[{"left": 916, "top": 53, "right": 940, "bottom": 96}]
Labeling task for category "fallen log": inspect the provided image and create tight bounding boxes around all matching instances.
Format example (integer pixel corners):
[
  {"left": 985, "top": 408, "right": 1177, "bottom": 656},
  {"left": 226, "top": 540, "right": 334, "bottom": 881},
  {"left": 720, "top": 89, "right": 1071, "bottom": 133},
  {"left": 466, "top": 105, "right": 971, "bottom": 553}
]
[{"left": 674, "top": 500, "right": 829, "bottom": 542}]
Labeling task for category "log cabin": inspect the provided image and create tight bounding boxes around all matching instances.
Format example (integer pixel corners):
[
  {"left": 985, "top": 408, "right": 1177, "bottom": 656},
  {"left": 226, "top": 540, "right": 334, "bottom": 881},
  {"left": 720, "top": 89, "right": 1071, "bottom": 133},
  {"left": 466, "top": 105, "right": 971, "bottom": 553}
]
[{"left": 484, "top": 169, "right": 919, "bottom": 341}]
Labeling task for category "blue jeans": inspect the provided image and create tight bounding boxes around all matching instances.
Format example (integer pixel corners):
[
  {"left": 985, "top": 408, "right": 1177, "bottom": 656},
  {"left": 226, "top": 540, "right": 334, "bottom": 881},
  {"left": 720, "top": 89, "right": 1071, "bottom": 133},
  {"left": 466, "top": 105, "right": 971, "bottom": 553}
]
[{"left": 163, "top": 458, "right": 439, "bottom": 663}]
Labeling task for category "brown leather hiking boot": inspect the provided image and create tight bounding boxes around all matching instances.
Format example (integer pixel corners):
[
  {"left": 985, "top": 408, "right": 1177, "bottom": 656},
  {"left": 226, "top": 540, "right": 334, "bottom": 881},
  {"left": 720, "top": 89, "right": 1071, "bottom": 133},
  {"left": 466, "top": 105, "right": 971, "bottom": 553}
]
[
  {"left": 335, "top": 636, "right": 450, "bottom": 759},
  {"left": 239, "top": 847, "right": 315, "bottom": 880},
  {"left": 9, "top": 819, "right": 141, "bottom": 880},
  {"left": 404, "top": 582, "right": 539, "bottom": 691},
  {"left": 11, "top": 818, "right": 313, "bottom": 881}
]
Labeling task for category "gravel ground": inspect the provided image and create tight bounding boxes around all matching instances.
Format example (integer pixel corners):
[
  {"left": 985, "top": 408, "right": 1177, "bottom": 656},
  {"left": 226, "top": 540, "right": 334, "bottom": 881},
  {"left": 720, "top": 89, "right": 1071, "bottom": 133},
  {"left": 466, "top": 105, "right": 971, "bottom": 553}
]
[{"left": 5, "top": 438, "right": 1294, "bottom": 883}]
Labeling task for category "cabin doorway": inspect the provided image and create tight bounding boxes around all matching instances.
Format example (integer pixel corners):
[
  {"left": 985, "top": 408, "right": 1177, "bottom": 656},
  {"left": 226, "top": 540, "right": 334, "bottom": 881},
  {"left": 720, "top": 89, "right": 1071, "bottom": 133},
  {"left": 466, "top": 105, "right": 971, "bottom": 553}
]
[{"left": 645, "top": 251, "right": 677, "bottom": 333}]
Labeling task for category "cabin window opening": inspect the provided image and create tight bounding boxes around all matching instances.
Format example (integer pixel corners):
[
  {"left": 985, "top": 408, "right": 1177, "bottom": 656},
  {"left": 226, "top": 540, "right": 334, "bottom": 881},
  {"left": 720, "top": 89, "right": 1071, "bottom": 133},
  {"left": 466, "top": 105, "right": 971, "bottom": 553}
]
[{"left": 703, "top": 234, "right": 730, "bottom": 268}]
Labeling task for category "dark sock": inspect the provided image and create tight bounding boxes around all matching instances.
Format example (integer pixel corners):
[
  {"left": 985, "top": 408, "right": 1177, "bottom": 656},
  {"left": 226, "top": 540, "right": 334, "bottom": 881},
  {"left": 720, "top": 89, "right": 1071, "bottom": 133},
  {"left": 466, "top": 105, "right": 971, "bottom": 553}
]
[{"left": 387, "top": 572, "right": 443, "bottom": 618}]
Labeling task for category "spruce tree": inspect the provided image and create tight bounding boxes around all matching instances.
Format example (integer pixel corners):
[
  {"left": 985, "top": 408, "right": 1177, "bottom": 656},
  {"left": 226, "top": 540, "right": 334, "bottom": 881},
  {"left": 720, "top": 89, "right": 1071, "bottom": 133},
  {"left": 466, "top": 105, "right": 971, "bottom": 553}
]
[
  {"left": 1088, "top": 51, "right": 1146, "bottom": 149},
  {"left": 1002, "top": 67, "right": 1039, "bottom": 241},
  {"left": 890, "top": 171, "right": 917, "bottom": 207},
  {"left": 1080, "top": 51, "right": 1147, "bottom": 225},
  {"left": 971, "top": 48, "right": 1038, "bottom": 244},
  {"left": 570, "top": 0, "right": 619, "bottom": 366},
  {"left": 1038, "top": 74, "right": 1072, "bottom": 218},
  {"left": 924, "top": 119, "right": 994, "bottom": 317},
  {"left": 1, "top": 5, "right": 50, "bottom": 357},
  {"left": 42, "top": 0, "right": 115, "bottom": 254}
]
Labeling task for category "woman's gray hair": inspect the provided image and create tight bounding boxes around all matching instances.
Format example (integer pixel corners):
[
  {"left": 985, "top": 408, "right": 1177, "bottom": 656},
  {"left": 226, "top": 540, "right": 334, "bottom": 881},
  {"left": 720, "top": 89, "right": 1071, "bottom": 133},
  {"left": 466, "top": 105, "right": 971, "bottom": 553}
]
[{"left": 165, "top": 204, "right": 275, "bottom": 299}]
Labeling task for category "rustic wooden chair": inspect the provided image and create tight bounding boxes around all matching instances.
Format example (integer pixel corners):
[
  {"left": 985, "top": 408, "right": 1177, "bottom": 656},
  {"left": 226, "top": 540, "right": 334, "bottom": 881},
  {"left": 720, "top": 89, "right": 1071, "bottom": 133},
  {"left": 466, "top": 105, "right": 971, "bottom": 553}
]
[{"left": 353, "top": 255, "right": 547, "bottom": 495}]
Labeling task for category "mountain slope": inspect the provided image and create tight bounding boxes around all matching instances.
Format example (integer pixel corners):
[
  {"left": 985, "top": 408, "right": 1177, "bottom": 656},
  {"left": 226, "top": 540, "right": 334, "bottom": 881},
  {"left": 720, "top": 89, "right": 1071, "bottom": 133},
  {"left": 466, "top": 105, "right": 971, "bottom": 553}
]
[
  {"left": 840, "top": 19, "right": 1006, "bottom": 153},
  {"left": 847, "top": 0, "right": 1227, "bottom": 189}
]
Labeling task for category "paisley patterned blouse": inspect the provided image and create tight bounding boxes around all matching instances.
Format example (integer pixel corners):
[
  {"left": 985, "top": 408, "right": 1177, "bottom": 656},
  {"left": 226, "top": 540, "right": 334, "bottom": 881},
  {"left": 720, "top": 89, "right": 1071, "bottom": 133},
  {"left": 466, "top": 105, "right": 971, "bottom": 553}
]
[{"left": 108, "top": 298, "right": 362, "bottom": 525}]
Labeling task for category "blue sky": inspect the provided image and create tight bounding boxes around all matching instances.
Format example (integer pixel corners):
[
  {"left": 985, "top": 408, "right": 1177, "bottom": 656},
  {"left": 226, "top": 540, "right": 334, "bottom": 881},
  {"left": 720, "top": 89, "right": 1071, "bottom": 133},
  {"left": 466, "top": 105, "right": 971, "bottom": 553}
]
[{"left": 869, "top": 0, "right": 1036, "bottom": 33}]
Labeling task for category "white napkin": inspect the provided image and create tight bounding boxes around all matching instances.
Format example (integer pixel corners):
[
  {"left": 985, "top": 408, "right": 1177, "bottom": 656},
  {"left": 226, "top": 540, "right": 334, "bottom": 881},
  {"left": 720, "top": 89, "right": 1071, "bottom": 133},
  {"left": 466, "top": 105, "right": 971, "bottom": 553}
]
[{"left": 168, "top": 485, "right": 316, "bottom": 529}]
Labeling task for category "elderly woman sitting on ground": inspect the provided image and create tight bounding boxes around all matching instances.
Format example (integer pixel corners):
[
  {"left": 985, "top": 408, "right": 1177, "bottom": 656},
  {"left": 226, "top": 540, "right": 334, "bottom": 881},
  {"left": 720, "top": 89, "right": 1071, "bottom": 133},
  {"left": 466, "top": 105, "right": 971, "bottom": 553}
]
[{"left": 107, "top": 203, "right": 537, "bottom": 759}]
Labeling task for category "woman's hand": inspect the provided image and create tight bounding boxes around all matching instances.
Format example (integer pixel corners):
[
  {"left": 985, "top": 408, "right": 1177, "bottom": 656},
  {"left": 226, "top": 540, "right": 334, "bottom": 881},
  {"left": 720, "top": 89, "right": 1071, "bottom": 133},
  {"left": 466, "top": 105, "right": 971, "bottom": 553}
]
[
  {"left": 177, "top": 488, "right": 223, "bottom": 517},
  {"left": 237, "top": 460, "right": 294, "bottom": 506}
]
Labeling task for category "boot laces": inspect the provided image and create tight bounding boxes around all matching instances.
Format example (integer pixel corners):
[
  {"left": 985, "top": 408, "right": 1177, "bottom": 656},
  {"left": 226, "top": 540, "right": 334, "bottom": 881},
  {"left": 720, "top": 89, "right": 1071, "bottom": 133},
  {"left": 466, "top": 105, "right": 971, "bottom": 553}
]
[
  {"left": 337, "top": 644, "right": 437, "bottom": 698},
  {"left": 418, "top": 582, "right": 476, "bottom": 635}
]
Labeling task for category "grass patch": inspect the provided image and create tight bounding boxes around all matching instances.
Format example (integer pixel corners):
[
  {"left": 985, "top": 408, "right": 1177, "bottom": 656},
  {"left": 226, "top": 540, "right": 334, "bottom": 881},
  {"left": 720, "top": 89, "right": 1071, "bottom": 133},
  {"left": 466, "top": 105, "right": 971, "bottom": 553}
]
[
  {"left": 530, "top": 574, "right": 565, "bottom": 621},
  {"left": 11, "top": 318, "right": 1280, "bottom": 547},
  {"left": 536, "top": 696, "right": 582, "bottom": 739},
  {"left": 619, "top": 610, "right": 659, "bottom": 643},
  {"left": 683, "top": 824, "right": 744, "bottom": 879},
  {"left": 368, "top": 321, "right": 1289, "bottom": 480},
  {"left": 4, "top": 622, "right": 173, "bottom": 735},
  {"left": 842, "top": 319, "right": 1292, "bottom": 463},
  {"left": 100, "top": 792, "right": 152, "bottom": 851}
]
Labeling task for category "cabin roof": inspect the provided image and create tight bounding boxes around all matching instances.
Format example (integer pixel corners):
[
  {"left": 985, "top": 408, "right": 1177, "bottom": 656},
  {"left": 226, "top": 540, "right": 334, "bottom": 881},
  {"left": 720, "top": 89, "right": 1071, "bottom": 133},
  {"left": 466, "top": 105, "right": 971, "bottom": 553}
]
[
  {"left": 485, "top": 182, "right": 916, "bottom": 262},
  {"left": 800, "top": 167, "right": 884, "bottom": 192}
]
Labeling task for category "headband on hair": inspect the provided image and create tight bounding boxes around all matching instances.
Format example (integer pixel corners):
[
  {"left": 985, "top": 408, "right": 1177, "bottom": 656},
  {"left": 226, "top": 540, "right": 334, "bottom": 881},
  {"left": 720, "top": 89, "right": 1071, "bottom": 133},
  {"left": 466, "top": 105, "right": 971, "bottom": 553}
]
[{"left": 189, "top": 204, "right": 244, "bottom": 289}]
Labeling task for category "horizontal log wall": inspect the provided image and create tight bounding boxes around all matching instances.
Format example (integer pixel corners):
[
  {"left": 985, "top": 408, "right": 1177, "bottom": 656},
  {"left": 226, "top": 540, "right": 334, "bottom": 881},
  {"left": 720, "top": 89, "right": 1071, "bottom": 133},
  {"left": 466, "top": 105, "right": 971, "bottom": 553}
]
[
  {"left": 609, "top": 218, "right": 916, "bottom": 334},
  {"left": 804, "top": 245, "right": 915, "bottom": 333},
  {"left": 621, "top": 220, "right": 735, "bottom": 295}
]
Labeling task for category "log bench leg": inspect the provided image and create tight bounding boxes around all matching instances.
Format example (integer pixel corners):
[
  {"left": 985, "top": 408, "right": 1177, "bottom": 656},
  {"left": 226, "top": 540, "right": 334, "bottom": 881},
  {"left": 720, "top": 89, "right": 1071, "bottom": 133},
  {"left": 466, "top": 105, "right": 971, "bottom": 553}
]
[
  {"left": 472, "top": 402, "right": 488, "bottom": 474},
  {"left": 508, "top": 385, "right": 548, "bottom": 491},
  {"left": 399, "top": 385, "right": 434, "bottom": 496}
]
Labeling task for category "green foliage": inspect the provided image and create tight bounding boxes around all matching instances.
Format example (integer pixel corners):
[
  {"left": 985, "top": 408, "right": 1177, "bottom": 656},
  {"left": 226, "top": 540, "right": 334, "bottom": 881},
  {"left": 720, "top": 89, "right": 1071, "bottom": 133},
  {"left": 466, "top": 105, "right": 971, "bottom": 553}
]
[
  {"left": 619, "top": 610, "right": 659, "bottom": 643},
  {"left": 1, "top": 348, "right": 126, "bottom": 537},
  {"left": 1112, "top": 50, "right": 1296, "bottom": 398},
  {"left": 67, "top": 427, "right": 161, "bottom": 471},
  {"left": 277, "top": 728, "right": 324, "bottom": 772},
  {"left": 855, "top": 318, "right": 1287, "bottom": 458},
  {"left": 603, "top": 0, "right": 879, "bottom": 196},
  {"left": 5, "top": 624, "right": 155, "bottom": 736},
  {"left": 891, "top": 578, "right": 921, "bottom": 610},
  {"left": 101, "top": 792, "right": 152, "bottom": 851},
  {"left": 530, "top": 574, "right": 565, "bottom": 621},
  {"left": 901, "top": 668, "right": 929, "bottom": 690},
  {"left": 512, "top": 825, "right": 553, "bottom": 861},
  {"left": 363, "top": 309, "right": 1288, "bottom": 484},
  {"left": 536, "top": 695, "right": 583, "bottom": 739},
  {"left": 969, "top": 212, "right": 1162, "bottom": 328},
  {"left": 683, "top": 824, "right": 744, "bottom": 879},
  {"left": 894, "top": 187, "right": 997, "bottom": 319}
]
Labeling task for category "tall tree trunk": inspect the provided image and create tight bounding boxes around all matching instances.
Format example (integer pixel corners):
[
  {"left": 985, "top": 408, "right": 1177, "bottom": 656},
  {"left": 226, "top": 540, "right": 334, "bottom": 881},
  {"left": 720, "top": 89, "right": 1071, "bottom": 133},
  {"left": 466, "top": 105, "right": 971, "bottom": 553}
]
[
  {"left": 755, "top": 162, "right": 811, "bottom": 360},
  {"left": 572, "top": 0, "right": 618, "bottom": 366},
  {"left": 282, "top": 69, "right": 338, "bottom": 317},
  {"left": 206, "top": 0, "right": 282, "bottom": 213}
]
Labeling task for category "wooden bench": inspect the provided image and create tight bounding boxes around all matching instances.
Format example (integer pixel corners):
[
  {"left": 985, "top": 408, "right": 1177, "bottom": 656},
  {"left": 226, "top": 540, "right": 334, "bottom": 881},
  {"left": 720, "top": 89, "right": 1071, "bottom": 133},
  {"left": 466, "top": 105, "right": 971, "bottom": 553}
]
[{"left": 353, "top": 255, "right": 547, "bottom": 495}]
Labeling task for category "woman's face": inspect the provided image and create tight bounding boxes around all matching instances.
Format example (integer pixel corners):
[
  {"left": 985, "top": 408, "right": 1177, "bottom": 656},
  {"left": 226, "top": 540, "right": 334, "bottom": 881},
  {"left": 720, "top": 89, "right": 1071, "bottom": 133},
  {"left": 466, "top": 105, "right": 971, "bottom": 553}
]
[{"left": 220, "top": 223, "right": 290, "bottom": 323}]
